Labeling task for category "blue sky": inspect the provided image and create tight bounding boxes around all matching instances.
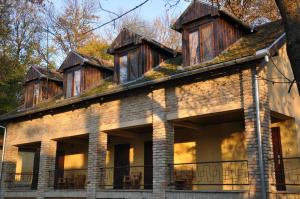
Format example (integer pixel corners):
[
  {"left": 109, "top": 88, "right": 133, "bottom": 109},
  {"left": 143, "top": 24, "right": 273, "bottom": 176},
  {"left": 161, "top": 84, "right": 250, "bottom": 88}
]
[
  {"left": 50, "top": 0, "right": 190, "bottom": 66},
  {"left": 52, "top": 0, "right": 190, "bottom": 23}
]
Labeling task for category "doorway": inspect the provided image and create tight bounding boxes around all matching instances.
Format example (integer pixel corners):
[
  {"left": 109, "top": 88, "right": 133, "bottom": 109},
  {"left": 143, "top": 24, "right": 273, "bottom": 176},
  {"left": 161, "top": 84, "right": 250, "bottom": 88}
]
[
  {"left": 271, "top": 127, "right": 286, "bottom": 191},
  {"left": 114, "top": 144, "right": 130, "bottom": 189}
]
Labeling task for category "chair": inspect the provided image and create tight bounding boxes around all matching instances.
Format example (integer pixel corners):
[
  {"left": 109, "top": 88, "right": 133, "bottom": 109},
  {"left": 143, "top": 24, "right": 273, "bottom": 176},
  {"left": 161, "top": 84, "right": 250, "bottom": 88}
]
[
  {"left": 123, "top": 175, "right": 132, "bottom": 189},
  {"left": 174, "top": 169, "right": 194, "bottom": 190},
  {"left": 131, "top": 172, "right": 142, "bottom": 189}
]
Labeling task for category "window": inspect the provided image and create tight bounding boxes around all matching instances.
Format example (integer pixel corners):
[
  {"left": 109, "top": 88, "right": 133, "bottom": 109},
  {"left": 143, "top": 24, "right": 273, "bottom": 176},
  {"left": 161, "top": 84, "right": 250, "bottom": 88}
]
[
  {"left": 66, "top": 72, "right": 73, "bottom": 98},
  {"left": 73, "top": 70, "right": 81, "bottom": 96},
  {"left": 119, "top": 55, "right": 128, "bottom": 83},
  {"left": 33, "top": 83, "right": 39, "bottom": 105},
  {"left": 66, "top": 69, "right": 81, "bottom": 98},
  {"left": 189, "top": 30, "right": 200, "bottom": 65},
  {"left": 200, "top": 23, "right": 214, "bottom": 61},
  {"left": 128, "top": 50, "right": 138, "bottom": 81},
  {"left": 188, "top": 23, "right": 214, "bottom": 65}
]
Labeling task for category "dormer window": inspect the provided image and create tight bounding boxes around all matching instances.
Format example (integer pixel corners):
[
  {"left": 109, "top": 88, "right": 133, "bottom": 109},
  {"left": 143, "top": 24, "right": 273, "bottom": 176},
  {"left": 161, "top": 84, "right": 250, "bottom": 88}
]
[
  {"left": 173, "top": 1, "right": 248, "bottom": 66},
  {"left": 24, "top": 66, "right": 63, "bottom": 108},
  {"left": 107, "top": 28, "right": 180, "bottom": 84},
  {"left": 59, "top": 51, "right": 114, "bottom": 99}
]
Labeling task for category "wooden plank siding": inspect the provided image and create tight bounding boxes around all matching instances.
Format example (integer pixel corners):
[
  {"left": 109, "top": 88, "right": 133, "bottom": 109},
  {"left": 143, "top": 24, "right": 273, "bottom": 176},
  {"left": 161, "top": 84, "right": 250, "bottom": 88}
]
[
  {"left": 182, "top": 18, "right": 243, "bottom": 66},
  {"left": 113, "top": 41, "right": 174, "bottom": 83},
  {"left": 24, "top": 79, "right": 62, "bottom": 108}
]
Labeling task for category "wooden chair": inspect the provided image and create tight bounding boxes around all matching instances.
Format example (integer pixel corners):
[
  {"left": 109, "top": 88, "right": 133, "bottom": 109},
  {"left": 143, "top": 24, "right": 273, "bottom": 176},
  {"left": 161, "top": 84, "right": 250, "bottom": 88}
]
[
  {"left": 174, "top": 169, "right": 194, "bottom": 190},
  {"left": 123, "top": 175, "right": 132, "bottom": 189},
  {"left": 131, "top": 172, "right": 142, "bottom": 189}
]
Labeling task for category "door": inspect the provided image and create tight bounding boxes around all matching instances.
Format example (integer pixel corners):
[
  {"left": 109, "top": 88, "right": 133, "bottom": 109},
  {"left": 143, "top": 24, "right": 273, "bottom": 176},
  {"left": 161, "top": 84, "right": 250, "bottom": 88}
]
[
  {"left": 31, "top": 147, "right": 40, "bottom": 189},
  {"left": 144, "top": 141, "right": 153, "bottom": 189},
  {"left": 271, "top": 127, "right": 286, "bottom": 190},
  {"left": 114, "top": 144, "right": 130, "bottom": 189}
]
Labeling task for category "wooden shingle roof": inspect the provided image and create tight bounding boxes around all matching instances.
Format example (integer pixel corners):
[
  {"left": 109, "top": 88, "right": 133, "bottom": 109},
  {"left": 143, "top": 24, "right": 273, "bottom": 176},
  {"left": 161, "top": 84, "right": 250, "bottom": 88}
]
[
  {"left": 0, "top": 21, "right": 286, "bottom": 122},
  {"left": 107, "top": 28, "right": 181, "bottom": 55},
  {"left": 172, "top": 0, "right": 251, "bottom": 32},
  {"left": 58, "top": 51, "right": 114, "bottom": 73},
  {"left": 25, "top": 66, "right": 63, "bottom": 83}
]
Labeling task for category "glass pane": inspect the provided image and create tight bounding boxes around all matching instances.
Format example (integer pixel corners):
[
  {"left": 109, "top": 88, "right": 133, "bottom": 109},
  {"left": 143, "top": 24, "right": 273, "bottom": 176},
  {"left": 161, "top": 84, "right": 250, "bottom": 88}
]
[
  {"left": 201, "top": 24, "right": 214, "bottom": 61},
  {"left": 66, "top": 72, "right": 73, "bottom": 98},
  {"left": 73, "top": 70, "right": 81, "bottom": 96},
  {"left": 129, "top": 50, "right": 138, "bottom": 81},
  {"left": 119, "top": 55, "right": 128, "bottom": 83},
  {"left": 33, "top": 83, "right": 39, "bottom": 105},
  {"left": 189, "top": 31, "right": 200, "bottom": 65}
]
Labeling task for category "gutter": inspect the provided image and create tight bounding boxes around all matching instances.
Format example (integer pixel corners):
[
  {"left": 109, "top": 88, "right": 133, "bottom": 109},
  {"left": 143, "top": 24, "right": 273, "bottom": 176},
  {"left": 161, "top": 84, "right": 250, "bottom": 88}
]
[{"left": 0, "top": 125, "right": 7, "bottom": 191}]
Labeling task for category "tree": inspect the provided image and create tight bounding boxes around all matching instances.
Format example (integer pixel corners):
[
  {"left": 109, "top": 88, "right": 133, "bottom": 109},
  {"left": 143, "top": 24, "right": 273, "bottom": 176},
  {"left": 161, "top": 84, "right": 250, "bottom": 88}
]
[
  {"left": 165, "top": 0, "right": 280, "bottom": 24},
  {"left": 0, "top": 0, "right": 45, "bottom": 113},
  {"left": 275, "top": 0, "right": 300, "bottom": 93},
  {"left": 152, "top": 12, "right": 181, "bottom": 51},
  {"left": 103, "top": 11, "right": 155, "bottom": 43},
  {"left": 77, "top": 37, "right": 113, "bottom": 61},
  {"left": 46, "top": 0, "right": 99, "bottom": 54}
]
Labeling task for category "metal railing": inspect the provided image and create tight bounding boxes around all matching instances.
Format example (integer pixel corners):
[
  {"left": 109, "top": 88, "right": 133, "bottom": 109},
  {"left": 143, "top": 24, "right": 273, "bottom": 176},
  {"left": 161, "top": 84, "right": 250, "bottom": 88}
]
[
  {"left": 49, "top": 169, "right": 87, "bottom": 190},
  {"left": 169, "top": 160, "right": 249, "bottom": 190},
  {"left": 7, "top": 172, "right": 37, "bottom": 190},
  {"left": 270, "top": 157, "right": 300, "bottom": 190},
  {"left": 99, "top": 165, "right": 153, "bottom": 190}
]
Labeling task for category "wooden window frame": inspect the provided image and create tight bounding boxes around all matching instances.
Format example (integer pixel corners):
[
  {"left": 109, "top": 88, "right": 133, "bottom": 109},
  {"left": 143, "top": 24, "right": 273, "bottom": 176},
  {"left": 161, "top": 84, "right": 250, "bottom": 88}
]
[
  {"left": 118, "top": 47, "right": 139, "bottom": 83},
  {"left": 199, "top": 22, "right": 214, "bottom": 62},
  {"left": 188, "top": 29, "right": 200, "bottom": 66},
  {"left": 186, "top": 20, "right": 215, "bottom": 65},
  {"left": 65, "top": 67, "right": 82, "bottom": 98}
]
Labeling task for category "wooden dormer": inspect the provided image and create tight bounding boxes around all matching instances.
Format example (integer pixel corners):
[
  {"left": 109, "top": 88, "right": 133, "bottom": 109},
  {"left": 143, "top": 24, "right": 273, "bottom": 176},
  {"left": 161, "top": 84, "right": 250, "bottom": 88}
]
[
  {"left": 173, "top": 1, "right": 252, "bottom": 66},
  {"left": 24, "top": 66, "right": 63, "bottom": 108},
  {"left": 107, "top": 28, "right": 180, "bottom": 84},
  {"left": 58, "top": 51, "right": 114, "bottom": 98}
]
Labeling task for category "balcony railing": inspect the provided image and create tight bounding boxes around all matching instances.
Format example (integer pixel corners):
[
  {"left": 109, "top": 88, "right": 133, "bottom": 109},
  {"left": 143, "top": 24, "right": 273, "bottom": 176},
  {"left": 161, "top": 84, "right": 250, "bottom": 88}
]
[
  {"left": 169, "top": 160, "right": 249, "bottom": 190},
  {"left": 270, "top": 157, "right": 300, "bottom": 190},
  {"left": 99, "top": 165, "right": 153, "bottom": 190},
  {"left": 49, "top": 169, "right": 87, "bottom": 190},
  {"left": 7, "top": 172, "right": 38, "bottom": 190}
]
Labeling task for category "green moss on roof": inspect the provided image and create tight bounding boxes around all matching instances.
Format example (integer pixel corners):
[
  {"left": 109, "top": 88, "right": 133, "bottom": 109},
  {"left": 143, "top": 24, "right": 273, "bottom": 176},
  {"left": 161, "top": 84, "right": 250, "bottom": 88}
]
[{"left": 0, "top": 21, "right": 284, "bottom": 121}]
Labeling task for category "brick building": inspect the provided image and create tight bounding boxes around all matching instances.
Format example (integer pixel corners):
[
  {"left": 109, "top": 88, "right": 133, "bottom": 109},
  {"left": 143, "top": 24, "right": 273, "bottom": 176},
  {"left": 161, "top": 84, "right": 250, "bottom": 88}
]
[{"left": 0, "top": 1, "right": 300, "bottom": 199}]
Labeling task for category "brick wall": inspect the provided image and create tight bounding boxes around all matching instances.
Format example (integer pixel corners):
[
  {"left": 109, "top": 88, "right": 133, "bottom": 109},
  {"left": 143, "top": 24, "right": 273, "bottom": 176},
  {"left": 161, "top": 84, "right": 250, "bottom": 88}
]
[{"left": 0, "top": 66, "right": 281, "bottom": 199}]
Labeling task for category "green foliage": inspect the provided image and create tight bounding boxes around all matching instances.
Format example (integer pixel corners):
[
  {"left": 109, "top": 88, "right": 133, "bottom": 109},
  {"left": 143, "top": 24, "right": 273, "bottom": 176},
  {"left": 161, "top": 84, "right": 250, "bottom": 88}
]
[{"left": 77, "top": 38, "right": 113, "bottom": 62}]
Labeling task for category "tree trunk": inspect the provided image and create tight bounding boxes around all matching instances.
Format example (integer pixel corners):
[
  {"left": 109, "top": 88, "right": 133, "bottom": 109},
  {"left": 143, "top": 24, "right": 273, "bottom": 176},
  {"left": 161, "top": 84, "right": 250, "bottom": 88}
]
[{"left": 275, "top": 0, "right": 300, "bottom": 94}]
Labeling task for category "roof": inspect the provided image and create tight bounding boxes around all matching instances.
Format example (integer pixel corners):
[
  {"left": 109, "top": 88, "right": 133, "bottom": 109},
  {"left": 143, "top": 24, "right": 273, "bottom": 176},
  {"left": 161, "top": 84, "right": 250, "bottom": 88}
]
[
  {"left": 172, "top": 0, "right": 252, "bottom": 32},
  {"left": 25, "top": 66, "right": 63, "bottom": 83},
  {"left": 0, "top": 21, "right": 285, "bottom": 122},
  {"left": 58, "top": 51, "right": 114, "bottom": 73},
  {"left": 107, "top": 28, "right": 181, "bottom": 56}
]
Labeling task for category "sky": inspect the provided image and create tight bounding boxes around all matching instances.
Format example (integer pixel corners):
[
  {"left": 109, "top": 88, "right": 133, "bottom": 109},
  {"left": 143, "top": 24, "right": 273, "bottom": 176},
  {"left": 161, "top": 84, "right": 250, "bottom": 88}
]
[
  {"left": 52, "top": 0, "right": 190, "bottom": 25},
  {"left": 49, "top": 0, "right": 190, "bottom": 65}
]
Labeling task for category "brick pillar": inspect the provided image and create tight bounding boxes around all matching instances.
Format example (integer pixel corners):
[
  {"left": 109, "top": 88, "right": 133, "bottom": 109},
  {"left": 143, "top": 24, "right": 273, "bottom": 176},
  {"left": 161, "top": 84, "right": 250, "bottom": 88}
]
[
  {"left": 242, "top": 67, "right": 272, "bottom": 199},
  {"left": 87, "top": 131, "right": 107, "bottom": 199},
  {"left": 0, "top": 129, "right": 18, "bottom": 197},
  {"left": 37, "top": 139, "right": 57, "bottom": 199},
  {"left": 152, "top": 88, "right": 174, "bottom": 199}
]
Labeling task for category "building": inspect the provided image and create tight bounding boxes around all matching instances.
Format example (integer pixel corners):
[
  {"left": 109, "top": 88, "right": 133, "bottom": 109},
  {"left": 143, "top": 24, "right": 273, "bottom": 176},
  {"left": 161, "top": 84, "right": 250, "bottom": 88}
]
[{"left": 0, "top": 1, "right": 300, "bottom": 199}]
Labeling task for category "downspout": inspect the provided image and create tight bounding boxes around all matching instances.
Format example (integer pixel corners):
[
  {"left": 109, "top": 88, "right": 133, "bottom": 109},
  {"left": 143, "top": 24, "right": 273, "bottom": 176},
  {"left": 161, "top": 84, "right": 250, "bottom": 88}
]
[
  {"left": 0, "top": 125, "right": 7, "bottom": 191},
  {"left": 253, "top": 57, "right": 268, "bottom": 199}
]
